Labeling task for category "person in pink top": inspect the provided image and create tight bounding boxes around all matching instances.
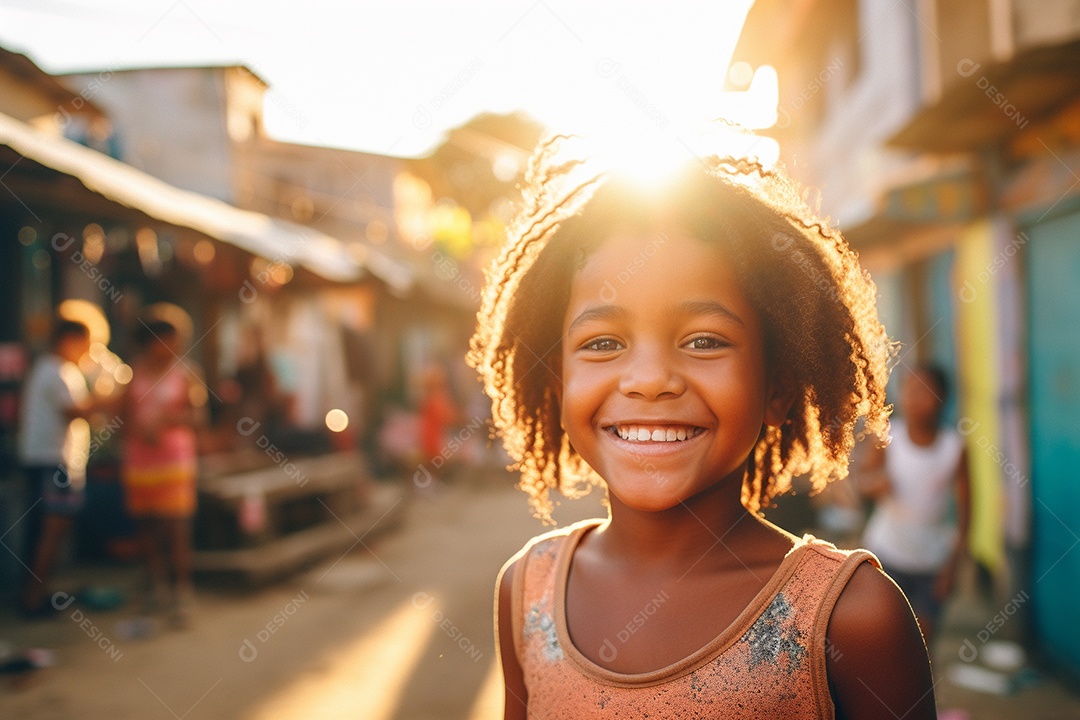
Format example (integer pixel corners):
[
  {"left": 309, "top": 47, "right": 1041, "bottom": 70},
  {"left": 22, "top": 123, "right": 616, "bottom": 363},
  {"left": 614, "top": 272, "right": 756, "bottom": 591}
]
[
  {"left": 468, "top": 137, "right": 936, "bottom": 719},
  {"left": 121, "top": 316, "right": 206, "bottom": 627}
]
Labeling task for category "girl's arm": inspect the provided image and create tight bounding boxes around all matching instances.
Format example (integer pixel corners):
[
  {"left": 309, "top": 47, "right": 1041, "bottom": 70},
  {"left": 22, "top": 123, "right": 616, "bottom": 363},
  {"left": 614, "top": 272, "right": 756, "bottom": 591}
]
[
  {"left": 826, "top": 563, "right": 937, "bottom": 720},
  {"left": 497, "top": 558, "right": 528, "bottom": 720}
]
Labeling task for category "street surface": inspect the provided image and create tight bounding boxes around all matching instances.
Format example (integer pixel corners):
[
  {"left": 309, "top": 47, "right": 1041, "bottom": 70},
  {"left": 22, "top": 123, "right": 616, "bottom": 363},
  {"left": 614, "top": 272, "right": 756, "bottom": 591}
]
[{"left": 0, "top": 478, "right": 602, "bottom": 720}]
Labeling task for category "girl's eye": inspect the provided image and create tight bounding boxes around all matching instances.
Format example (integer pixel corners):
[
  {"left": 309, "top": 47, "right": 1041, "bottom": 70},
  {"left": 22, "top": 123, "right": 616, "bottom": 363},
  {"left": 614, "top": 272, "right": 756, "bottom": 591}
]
[
  {"left": 583, "top": 338, "right": 623, "bottom": 352},
  {"left": 684, "top": 336, "right": 730, "bottom": 351}
]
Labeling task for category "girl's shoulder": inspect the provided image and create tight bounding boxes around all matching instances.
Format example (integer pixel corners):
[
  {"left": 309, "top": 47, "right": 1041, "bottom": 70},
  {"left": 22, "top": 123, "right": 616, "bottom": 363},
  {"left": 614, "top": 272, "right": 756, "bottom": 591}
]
[
  {"left": 777, "top": 534, "right": 885, "bottom": 612},
  {"left": 749, "top": 523, "right": 879, "bottom": 572},
  {"left": 759, "top": 534, "right": 935, "bottom": 717},
  {"left": 825, "top": 558, "right": 937, "bottom": 717},
  {"left": 495, "top": 519, "right": 604, "bottom": 663},
  {"left": 801, "top": 534, "right": 937, "bottom": 717},
  {"left": 797, "top": 533, "right": 879, "bottom": 562},
  {"left": 496, "top": 518, "right": 603, "bottom": 607},
  {"left": 501, "top": 518, "right": 603, "bottom": 574}
]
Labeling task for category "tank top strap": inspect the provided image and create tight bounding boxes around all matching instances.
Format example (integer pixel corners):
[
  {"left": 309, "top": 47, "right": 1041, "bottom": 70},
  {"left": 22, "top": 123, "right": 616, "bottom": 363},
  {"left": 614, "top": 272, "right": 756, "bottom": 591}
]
[
  {"left": 792, "top": 537, "right": 882, "bottom": 717},
  {"left": 507, "top": 519, "right": 601, "bottom": 665}
]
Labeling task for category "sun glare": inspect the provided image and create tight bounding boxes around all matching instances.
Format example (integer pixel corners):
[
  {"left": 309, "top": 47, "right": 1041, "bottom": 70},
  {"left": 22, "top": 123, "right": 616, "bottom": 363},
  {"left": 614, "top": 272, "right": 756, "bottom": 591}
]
[
  {"left": 547, "top": 56, "right": 781, "bottom": 192},
  {"left": 562, "top": 121, "right": 780, "bottom": 196},
  {"left": 715, "top": 65, "right": 780, "bottom": 130},
  {"left": 583, "top": 130, "right": 698, "bottom": 189}
]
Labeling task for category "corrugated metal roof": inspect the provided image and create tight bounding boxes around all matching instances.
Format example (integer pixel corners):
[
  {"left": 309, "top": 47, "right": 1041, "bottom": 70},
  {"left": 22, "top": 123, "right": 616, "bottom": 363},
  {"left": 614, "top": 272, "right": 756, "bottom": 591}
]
[{"left": 0, "top": 110, "right": 414, "bottom": 289}]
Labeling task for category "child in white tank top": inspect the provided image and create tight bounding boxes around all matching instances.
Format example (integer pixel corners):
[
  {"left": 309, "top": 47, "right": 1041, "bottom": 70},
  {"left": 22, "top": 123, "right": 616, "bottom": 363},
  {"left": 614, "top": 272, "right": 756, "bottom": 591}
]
[{"left": 862, "top": 365, "right": 970, "bottom": 645}]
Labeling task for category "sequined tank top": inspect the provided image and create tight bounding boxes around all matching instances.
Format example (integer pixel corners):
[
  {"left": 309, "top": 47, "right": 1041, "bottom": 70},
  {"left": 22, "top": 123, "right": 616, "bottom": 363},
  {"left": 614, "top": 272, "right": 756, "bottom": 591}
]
[{"left": 504, "top": 519, "right": 880, "bottom": 719}]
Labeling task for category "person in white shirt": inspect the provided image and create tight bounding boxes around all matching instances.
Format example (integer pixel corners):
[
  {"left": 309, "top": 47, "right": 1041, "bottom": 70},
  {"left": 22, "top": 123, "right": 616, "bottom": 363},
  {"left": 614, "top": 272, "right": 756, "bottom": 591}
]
[
  {"left": 18, "top": 319, "right": 93, "bottom": 617},
  {"left": 861, "top": 364, "right": 971, "bottom": 646}
]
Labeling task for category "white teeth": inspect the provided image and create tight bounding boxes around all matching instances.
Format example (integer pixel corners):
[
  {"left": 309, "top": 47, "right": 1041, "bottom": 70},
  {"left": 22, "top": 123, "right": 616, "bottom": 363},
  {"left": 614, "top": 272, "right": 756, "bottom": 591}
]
[{"left": 612, "top": 425, "right": 700, "bottom": 442}]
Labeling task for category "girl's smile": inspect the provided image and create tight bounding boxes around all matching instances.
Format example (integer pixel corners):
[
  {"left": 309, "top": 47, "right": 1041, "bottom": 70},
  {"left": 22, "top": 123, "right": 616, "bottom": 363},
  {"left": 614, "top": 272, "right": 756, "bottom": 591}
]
[
  {"left": 606, "top": 423, "right": 706, "bottom": 443},
  {"left": 601, "top": 419, "right": 709, "bottom": 452},
  {"left": 559, "top": 228, "right": 788, "bottom": 512}
]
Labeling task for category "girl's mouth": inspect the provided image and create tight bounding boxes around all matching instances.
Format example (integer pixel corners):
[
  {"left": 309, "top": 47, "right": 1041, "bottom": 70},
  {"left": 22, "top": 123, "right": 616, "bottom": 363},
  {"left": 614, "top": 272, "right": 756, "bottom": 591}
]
[{"left": 607, "top": 424, "right": 705, "bottom": 442}]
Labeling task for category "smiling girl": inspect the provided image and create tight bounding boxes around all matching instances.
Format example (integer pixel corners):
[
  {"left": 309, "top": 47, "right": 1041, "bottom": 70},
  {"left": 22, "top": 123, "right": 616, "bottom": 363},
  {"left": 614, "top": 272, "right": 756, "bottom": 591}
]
[{"left": 468, "top": 138, "right": 936, "bottom": 719}]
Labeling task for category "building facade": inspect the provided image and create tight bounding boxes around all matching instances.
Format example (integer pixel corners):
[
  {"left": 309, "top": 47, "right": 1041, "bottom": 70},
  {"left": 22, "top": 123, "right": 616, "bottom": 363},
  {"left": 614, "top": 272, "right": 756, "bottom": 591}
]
[{"left": 733, "top": 0, "right": 1080, "bottom": 678}]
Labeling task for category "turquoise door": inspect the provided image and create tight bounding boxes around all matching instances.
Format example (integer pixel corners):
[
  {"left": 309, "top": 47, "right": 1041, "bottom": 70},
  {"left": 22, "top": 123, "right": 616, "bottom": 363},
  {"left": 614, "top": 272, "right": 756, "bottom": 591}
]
[
  {"left": 1027, "top": 210, "right": 1080, "bottom": 677},
  {"left": 927, "top": 249, "right": 958, "bottom": 425}
]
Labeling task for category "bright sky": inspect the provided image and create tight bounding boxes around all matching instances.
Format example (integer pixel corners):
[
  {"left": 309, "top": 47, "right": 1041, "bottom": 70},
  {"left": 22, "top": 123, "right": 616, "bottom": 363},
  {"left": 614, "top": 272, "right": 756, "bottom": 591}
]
[{"left": 0, "top": 0, "right": 766, "bottom": 158}]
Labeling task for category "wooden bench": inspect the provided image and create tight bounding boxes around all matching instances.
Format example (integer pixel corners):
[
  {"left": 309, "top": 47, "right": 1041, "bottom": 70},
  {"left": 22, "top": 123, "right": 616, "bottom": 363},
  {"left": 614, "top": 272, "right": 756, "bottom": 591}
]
[{"left": 192, "top": 451, "right": 406, "bottom": 585}]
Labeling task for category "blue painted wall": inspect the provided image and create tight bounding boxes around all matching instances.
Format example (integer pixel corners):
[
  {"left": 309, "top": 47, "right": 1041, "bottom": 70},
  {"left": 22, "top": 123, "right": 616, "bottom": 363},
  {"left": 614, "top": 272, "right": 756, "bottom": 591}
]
[{"left": 1027, "top": 210, "right": 1080, "bottom": 677}]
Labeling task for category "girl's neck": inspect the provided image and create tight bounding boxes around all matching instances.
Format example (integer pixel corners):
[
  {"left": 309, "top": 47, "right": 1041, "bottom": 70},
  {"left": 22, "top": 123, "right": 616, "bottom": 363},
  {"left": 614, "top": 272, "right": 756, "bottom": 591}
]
[{"left": 594, "top": 472, "right": 775, "bottom": 569}]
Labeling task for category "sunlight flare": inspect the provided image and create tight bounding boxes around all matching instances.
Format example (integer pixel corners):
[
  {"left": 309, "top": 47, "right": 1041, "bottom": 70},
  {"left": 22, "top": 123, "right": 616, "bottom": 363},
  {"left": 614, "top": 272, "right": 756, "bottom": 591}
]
[{"left": 249, "top": 598, "right": 436, "bottom": 720}]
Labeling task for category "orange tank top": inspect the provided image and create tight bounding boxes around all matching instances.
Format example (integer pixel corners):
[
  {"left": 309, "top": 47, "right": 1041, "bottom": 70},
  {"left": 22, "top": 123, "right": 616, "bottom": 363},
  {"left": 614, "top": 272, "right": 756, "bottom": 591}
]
[{"left": 505, "top": 519, "right": 880, "bottom": 719}]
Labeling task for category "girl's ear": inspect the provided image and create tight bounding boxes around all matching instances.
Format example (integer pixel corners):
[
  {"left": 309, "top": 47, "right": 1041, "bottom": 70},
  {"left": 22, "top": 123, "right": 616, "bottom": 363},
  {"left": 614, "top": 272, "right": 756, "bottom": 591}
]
[{"left": 764, "top": 372, "right": 796, "bottom": 427}]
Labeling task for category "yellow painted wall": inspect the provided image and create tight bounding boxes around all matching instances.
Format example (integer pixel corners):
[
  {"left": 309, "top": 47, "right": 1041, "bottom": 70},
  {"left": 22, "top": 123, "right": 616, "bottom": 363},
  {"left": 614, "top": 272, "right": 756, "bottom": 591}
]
[{"left": 953, "top": 220, "right": 1004, "bottom": 570}]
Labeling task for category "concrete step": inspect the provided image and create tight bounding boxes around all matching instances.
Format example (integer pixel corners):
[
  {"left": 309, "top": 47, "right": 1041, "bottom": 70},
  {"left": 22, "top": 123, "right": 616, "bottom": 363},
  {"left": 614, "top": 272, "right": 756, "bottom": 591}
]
[{"left": 192, "top": 482, "right": 407, "bottom": 586}]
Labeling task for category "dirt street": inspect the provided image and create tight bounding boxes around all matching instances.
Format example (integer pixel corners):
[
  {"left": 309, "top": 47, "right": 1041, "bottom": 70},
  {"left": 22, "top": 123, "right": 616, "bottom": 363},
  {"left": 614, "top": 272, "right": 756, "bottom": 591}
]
[{"left": 0, "top": 478, "right": 604, "bottom": 720}]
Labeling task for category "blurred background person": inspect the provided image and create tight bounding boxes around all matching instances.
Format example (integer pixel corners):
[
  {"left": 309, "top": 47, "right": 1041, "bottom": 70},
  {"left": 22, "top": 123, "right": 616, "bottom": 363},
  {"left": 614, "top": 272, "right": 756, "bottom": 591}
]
[
  {"left": 18, "top": 318, "right": 93, "bottom": 618},
  {"left": 418, "top": 362, "right": 460, "bottom": 487},
  {"left": 120, "top": 308, "right": 206, "bottom": 628},
  {"left": 232, "top": 324, "right": 282, "bottom": 436},
  {"left": 861, "top": 364, "right": 971, "bottom": 647}
]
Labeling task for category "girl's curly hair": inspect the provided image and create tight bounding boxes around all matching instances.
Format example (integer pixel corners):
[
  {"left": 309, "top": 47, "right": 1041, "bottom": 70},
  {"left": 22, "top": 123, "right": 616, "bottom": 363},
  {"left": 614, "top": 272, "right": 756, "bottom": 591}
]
[{"left": 467, "top": 135, "right": 893, "bottom": 523}]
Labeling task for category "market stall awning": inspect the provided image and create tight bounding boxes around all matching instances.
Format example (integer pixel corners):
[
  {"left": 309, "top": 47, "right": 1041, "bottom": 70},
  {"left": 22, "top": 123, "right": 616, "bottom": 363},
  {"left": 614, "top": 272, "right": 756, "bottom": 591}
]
[
  {"left": 0, "top": 110, "right": 413, "bottom": 289},
  {"left": 889, "top": 39, "right": 1080, "bottom": 153}
]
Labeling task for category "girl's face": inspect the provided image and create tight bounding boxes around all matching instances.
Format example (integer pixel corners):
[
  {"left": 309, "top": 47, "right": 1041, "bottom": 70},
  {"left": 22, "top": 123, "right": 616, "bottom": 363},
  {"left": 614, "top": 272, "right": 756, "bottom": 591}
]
[{"left": 559, "top": 228, "right": 787, "bottom": 512}]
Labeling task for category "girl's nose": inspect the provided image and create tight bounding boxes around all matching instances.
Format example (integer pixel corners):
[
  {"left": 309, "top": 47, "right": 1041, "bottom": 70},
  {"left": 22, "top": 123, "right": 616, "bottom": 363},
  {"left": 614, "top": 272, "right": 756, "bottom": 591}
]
[{"left": 618, "top": 345, "right": 686, "bottom": 399}]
